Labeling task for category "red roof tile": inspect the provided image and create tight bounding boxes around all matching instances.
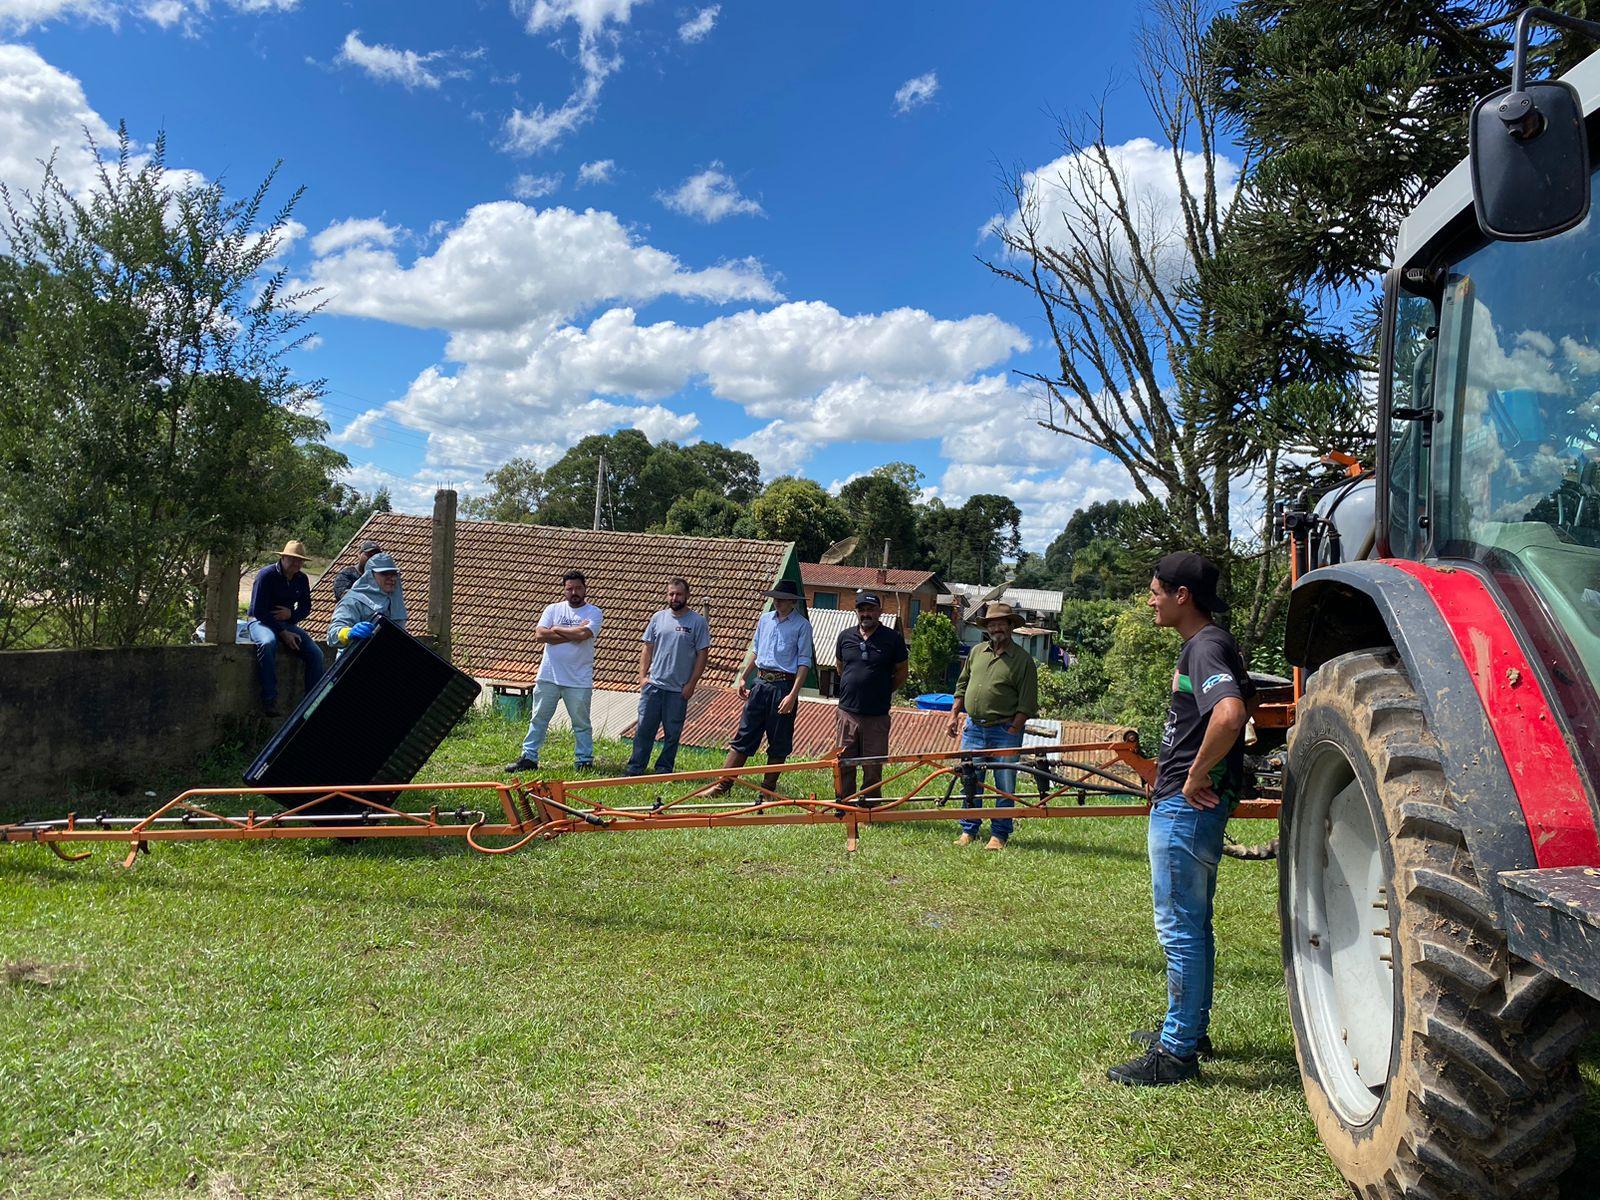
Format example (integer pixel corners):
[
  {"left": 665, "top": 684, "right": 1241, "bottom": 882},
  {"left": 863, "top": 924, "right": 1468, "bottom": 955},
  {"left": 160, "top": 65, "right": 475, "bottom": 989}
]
[
  {"left": 800, "top": 563, "right": 941, "bottom": 594},
  {"left": 310, "top": 514, "right": 795, "bottom": 690}
]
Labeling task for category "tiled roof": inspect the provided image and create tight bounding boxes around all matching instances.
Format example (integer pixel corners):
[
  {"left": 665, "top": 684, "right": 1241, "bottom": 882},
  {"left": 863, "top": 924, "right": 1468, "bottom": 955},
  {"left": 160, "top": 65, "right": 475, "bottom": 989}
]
[
  {"left": 807, "top": 608, "right": 899, "bottom": 670},
  {"left": 801, "top": 563, "right": 940, "bottom": 594},
  {"left": 309, "top": 514, "right": 795, "bottom": 690},
  {"left": 631, "top": 688, "right": 1137, "bottom": 767}
]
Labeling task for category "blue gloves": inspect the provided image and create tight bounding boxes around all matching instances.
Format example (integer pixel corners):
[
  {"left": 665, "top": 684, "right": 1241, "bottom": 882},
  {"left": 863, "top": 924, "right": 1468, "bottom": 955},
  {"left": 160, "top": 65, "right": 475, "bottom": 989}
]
[{"left": 339, "top": 620, "right": 376, "bottom": 644}]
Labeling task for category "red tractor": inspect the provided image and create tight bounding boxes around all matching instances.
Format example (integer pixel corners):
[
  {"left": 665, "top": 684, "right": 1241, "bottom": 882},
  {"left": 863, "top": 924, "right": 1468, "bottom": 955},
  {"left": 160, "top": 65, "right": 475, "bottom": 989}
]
[{"left": 1278, "top": 10, "right": 1600, "bottom": 1196}]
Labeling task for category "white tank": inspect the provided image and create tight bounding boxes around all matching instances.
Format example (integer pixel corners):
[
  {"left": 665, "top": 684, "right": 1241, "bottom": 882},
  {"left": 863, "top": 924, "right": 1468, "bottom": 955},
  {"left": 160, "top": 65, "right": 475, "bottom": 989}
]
[{"left": 1310, "top": 475, "right": 1377, "bottom": 567}]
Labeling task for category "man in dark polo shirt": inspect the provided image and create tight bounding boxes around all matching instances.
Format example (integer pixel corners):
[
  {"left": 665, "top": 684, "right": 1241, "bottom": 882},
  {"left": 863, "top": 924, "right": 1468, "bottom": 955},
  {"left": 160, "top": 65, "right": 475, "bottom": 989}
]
[
  {"left": 1108, "top": 551, "right": 1254, "bottom": 1088},
  {"left": 835, "top": 590, "right": 909, "bottom": 803},
  {"left": 945, "top": 601, "right": 1037, "bottom": 850}
]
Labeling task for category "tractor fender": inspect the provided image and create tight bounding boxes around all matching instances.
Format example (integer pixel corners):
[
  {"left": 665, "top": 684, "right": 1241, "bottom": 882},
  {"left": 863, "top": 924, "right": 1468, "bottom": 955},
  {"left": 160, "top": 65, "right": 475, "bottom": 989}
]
[{"left": 1285, "top": 561, "right": 1600, "bottom": 926}]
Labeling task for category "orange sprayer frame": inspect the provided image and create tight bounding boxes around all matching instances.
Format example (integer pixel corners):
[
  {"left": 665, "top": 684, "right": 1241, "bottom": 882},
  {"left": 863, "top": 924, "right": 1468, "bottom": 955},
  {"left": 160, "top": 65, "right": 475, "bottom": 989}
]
[{"left": 0, "top": 740, "right": 1280, "bottom": 867}]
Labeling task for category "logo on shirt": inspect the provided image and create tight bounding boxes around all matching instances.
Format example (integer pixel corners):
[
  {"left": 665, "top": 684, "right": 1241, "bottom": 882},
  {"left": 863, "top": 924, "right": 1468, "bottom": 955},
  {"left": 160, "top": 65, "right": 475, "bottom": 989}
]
[{"left": 1200, "top": 672, "right": 1231, "bottom": 694}]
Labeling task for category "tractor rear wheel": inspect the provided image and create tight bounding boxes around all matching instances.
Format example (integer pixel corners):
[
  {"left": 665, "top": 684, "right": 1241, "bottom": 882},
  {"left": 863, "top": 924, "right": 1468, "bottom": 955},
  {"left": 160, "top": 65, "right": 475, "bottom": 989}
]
[{"left": 1282, "top": 649, "right": 1590, "bottom": 1199}]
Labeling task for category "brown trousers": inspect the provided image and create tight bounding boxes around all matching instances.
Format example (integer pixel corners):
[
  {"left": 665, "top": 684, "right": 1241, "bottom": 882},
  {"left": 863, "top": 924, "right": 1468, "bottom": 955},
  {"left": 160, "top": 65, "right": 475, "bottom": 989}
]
[{"left": 836, "top": 709, "right": 891, "bottom": 799}]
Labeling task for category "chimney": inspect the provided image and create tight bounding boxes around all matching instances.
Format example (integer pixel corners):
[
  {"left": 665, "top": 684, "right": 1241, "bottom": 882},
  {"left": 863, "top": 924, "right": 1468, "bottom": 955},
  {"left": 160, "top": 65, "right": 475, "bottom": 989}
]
[
  {"left": 876, "top": 567, "right": 888, "bottom": 586},
  {"left": 429, "top": 488, "right": 458, "bottom": 659}
]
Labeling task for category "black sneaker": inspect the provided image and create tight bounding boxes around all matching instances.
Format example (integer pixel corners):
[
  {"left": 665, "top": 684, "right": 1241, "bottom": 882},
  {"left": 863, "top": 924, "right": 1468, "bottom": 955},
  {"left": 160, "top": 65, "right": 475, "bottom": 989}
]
[
  {"left": 503, "top": 757, "right": 539, "bottom": 773},
  {"left": 1107, "top": 1044, "right": 1199, "bottom": 1087},
  {"left": 1130, "top": 1029, "right": 1214, "bottom": 1061}
]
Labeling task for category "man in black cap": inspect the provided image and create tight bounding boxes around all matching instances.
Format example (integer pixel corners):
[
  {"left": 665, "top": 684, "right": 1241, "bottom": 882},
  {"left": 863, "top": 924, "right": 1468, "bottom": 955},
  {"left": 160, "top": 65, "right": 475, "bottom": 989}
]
[
  {"left": 713, "top": 578, "right": 813, "bottom": 796},
  {"left": 834, "top": 590, "right": 909, "bottom": 804},
  {"left": 332, "top": 540, "right": 382, "bottom": 602},
  {"left": 1108, "top": 551, "right": 1255, "bottom": 1088}
]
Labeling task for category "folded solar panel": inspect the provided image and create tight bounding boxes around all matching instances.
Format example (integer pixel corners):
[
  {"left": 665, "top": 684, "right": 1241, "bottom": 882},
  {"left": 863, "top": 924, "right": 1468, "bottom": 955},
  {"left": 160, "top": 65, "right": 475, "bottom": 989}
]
[{"left": 244, "top": 618, "right": 481, "bottom": 794}]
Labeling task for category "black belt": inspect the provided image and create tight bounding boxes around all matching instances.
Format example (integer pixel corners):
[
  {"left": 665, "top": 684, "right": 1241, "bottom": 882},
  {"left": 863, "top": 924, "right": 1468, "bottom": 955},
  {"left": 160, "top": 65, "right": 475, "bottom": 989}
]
[{"left": 756, "top": 668, "right": 795, "bottom": 683}]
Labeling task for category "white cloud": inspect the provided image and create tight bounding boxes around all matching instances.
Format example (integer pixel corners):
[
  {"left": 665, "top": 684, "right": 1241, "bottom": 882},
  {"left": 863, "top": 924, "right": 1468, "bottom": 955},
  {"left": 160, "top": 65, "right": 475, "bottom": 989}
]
[
  {"left": 511, "top": 171, "right": 563, "bottom": 200},
  {"left": 993, "top": 137, "right": 1241, "bottom": 291},
  {"left": 0, "top": 0, "right": 113, "bottom": 30},
  {"left": 293, "top": 200, "right": 780, "bottom": 331},
  {"left": 934, "top": 405, "right": 1141, "bottom": 550},
  {"left": 656, "top": 162, "right": 762, "bottom": 222},
  {"left": 141, "top": 0, "right": 180, "bottom": 24},
  {"left": 309, "top": 216, "right": 400, "bottom": 257},
  {"left": 337, "top": 30, "right": 443, "bottom": 90},
  {"left": 893, "top": 71, "right": 938, "bottom": 115},
  {"left": 678, "top": 4, "right": 717, "bottom": 43},
  {"left": 576, "top": 158, "right": 615, "bottom": 186},
  {"left": 502, "top": 0, "right": 644, "bottom": 154},
  {"left": 0, "top": 43, "right": 118, "bottom": 200}
]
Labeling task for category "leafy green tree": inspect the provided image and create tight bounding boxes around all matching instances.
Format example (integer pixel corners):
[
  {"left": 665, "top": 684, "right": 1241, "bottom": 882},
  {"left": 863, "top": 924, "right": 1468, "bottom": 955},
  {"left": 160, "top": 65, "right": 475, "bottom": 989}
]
[
  {"left": 907, "top": 611, "right": 958, "bottom": 693},
  {"left": 916, "top": 494, "right": 1022, "bottom": 582},
  {"left": 838, "top": 463, "right": 921, "bottom": 567},
  {"left": 535, "top": 429, "right": 655, "bottom": 529},
  {"left": 748, "top": 476, "right": 851, "bottom": 560},
  {"left": 0, "top": 129, "right": 338, "bottom": 646},
  {"left": 683, "top": 441, "right": 761, "bottom": 504},
  {"left": 1058, "top": 598, "right": 1122, "bottom": 660},
  {"left": 463, "top": 458, "right": 546, "bottom": 523},
  {"left": 663, "top": 488, "right": 747, "bottom": 537},
  {"left": 302, "top": 483, "right": 391, "bottom": 556}
]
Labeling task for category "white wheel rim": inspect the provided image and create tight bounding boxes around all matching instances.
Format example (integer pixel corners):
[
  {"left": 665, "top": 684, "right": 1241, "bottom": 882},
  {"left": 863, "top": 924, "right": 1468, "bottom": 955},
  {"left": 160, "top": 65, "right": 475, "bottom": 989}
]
[{"left": 1289, "top": 740, "right": 1396, "bottom": 1124}]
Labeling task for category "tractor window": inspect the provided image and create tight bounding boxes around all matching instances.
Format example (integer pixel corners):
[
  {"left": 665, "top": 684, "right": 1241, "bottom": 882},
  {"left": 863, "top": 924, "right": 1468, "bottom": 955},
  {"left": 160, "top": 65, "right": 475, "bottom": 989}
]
[
  {"left": 1431, "top": 189, "right": 1600, "bottom": 689},
  {"left": 1387, "top": 288, "right": 1437, "bottom": 559}
]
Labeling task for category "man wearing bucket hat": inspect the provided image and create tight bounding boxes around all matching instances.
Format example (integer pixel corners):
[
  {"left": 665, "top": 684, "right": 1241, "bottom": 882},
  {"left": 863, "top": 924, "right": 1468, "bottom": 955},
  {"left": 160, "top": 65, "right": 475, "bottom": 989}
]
[
  {"left": 331, "top": 540, "right": 382, "bottom": 602},
  {"left": 946, "top": 600, "right": 1037, "bottom": 849},
  {"left": 712, "top": 578, "right": 813, "bottom": 796},
  {"left": 1107, "top": 551, "right": 1254, "bottom": 1088},
  {"left": 245, "top": 539, "right": 325, "bottom": 718}
]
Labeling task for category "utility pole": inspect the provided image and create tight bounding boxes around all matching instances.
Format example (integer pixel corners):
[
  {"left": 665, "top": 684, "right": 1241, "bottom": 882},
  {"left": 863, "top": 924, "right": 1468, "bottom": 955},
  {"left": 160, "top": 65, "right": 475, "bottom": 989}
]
[
  {"left": 882, "top": 539, "right": 890, "bottom": 568},
  {"left": 429, "top": 488, "right": 457, "bottom": 660},
  {"left": 593, "top": 454, "right": 606, "bottom": 531}
]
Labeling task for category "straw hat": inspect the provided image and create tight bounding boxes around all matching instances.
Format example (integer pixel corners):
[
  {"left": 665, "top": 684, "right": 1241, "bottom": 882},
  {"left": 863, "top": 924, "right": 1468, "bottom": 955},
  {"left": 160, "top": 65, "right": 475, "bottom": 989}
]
[
  {"left": 978, "top": 601, "right": 1026, "bottom": 628},
  {"left": 279, "top": 540, "right": 309, "bottom": 560}
]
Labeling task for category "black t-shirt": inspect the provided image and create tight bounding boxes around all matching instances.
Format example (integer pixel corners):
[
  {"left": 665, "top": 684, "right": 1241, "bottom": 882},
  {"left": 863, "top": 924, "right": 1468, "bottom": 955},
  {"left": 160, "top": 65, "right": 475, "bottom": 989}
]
[
  {"left": 1152, "top": 624, "right": 1256, "bottom": 805},
  {"left": 836, "top": 623, "right": 909, "bottom": 716}
]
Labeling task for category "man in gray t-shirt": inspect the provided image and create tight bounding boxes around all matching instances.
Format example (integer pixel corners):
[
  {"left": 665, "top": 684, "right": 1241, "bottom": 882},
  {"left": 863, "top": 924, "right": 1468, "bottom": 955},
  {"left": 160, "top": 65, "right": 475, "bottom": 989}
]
[{"left": 625, "top": 577, "right": 712, "bottom": 776}]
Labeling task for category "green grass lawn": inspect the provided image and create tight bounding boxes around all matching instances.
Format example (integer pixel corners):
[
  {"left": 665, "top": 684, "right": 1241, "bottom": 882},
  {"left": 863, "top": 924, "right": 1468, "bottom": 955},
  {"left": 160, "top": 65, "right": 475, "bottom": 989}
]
[{"left": 3, "top": 712, "right": 1597, "bottom": 1199}]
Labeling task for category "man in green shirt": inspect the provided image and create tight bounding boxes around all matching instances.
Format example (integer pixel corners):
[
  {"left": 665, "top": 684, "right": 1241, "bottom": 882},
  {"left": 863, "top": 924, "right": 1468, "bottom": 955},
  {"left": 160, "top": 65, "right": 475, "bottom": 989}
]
[{"left": 945, "top": 602, "right": 1038, "bottom": 849}]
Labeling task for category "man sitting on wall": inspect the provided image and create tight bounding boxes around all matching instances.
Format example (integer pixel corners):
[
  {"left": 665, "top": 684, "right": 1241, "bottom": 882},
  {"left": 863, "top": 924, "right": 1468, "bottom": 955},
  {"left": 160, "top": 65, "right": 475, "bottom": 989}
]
[{"left": 244, "top": 540, "right": 325, "bottom": 719}]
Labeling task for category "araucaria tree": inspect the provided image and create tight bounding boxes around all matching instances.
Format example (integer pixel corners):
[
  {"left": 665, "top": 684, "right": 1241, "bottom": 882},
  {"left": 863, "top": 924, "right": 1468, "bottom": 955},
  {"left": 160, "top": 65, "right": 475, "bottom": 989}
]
[{"left": 0, "top": 129, "right": 340, "bottom": 647}]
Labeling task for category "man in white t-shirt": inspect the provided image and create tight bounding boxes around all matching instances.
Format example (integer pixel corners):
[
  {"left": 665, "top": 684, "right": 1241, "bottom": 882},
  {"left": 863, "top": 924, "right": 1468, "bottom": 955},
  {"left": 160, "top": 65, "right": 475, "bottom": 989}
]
[{"left": 504, "top": 570, "right": 604, "bottom": 772}]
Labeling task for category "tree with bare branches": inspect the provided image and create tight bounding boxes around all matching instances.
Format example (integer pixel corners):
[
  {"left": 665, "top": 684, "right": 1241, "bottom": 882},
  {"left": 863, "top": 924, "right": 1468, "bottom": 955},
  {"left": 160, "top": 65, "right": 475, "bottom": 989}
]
[{"left": 983, "top": 0, "right": 1361, "bottom": 652}]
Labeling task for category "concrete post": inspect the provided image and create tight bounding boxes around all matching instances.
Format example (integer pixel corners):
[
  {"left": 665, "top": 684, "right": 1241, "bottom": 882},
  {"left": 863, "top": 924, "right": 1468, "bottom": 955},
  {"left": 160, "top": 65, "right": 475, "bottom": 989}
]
[
  {"left": 429, "top": 488, "right": 457, "bottom": 660},
  {"left": 203, "top": 550, "right": 237, "bottom": 644}
]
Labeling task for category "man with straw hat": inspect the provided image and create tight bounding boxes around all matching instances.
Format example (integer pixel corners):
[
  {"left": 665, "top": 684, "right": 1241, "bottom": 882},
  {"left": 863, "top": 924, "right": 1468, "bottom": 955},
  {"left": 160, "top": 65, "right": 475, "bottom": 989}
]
[
  {"left": 712, "top": 578, "right": 813, "bottom": 797},
  {"left": 245, "top": 539, "right": 325, "bottom": 718},
  {"left": 945, "top": 600, "right": 1037, "bottom": 850}
]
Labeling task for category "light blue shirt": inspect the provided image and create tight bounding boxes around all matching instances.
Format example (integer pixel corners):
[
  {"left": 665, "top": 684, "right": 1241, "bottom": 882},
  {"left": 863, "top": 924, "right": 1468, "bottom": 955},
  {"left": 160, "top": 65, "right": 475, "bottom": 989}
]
[
  {"left": 752, "top": 608, "right": 814, "bottom": 675},
  {"left": 642, "top": 607, "right": 711, "bottom": 691}
]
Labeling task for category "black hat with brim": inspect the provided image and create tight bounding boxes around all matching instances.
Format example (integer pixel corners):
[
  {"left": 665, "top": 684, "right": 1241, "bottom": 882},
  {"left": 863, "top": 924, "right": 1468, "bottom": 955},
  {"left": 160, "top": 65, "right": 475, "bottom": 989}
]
[
  {"left": 1155, "top": 551, "right": 1228, "bottom": 613},
  {"left": 765, "top": 578, "right": 803, "bottom": 600}
]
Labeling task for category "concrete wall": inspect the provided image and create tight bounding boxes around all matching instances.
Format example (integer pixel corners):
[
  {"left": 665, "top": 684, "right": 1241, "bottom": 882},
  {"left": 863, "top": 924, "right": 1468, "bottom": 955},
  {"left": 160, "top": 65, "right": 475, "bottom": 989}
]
[{"left": 0, "top": 644, "right": 304, "bottom": 818}]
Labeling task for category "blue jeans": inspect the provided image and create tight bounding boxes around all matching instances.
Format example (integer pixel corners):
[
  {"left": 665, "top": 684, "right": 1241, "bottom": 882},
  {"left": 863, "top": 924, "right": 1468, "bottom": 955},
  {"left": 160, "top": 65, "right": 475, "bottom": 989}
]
[
  {"left": 245, "top": 619, "right": 324, "bottom": 705},
  {"left": 520, "top": 679, "right": 594, "bottom": 765},
  {"left": 958, "top": 720, "right": 1023, "bottom": 841},
  {"left": 1148, "top": 793, "right": 1228, "bottom": 1058},
  {"left": 625, "top": 685, "right": 688, "bottom": 775}
]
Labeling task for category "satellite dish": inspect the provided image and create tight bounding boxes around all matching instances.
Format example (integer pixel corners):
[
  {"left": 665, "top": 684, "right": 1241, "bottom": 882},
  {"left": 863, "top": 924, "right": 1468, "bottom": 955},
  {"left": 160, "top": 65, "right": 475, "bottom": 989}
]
[
  {"left": 966, "top": 579, "right": 1012, "bottom": 623},
  {"left": 818, "top": 535, "right": 860, "bottom": 565}
]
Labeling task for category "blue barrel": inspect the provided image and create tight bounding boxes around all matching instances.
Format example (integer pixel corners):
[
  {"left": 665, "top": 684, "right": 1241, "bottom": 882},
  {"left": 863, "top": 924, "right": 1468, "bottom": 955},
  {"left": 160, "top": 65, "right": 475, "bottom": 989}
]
[{"left": 915, "top": 693, "right": 955, "bottom": 711}]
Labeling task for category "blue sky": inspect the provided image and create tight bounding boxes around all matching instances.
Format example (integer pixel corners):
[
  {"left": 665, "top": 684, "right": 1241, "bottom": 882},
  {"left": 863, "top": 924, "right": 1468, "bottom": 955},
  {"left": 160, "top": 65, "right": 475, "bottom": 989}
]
[{"left": 0, "top": 0, "right": 1190, "bottom": 548}]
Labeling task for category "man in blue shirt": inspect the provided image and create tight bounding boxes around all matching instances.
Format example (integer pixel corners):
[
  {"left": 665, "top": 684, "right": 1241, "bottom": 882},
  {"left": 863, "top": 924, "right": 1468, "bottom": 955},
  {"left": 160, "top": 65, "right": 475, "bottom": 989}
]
[
  {"left": 245, "top": 539, "right": 325, "bottom": 718},
  {"left": 712, "top": 578, "right": 813, "bottom": 796},
  {"left": 625, "top": 576, "right": 712, "bottom": 776}
]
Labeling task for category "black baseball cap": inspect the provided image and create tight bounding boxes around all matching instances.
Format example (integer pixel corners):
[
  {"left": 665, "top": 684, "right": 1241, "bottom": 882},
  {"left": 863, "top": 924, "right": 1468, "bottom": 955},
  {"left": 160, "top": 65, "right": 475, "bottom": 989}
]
[
  {"left": 1155, "top": 551, "right": 1228, "bottom": 613},
  {"left": 854, "top": 590, "right": 882, "bottom": 608},
  {"left": 360, "top": 540, "right": 382, "bottom": 554}
]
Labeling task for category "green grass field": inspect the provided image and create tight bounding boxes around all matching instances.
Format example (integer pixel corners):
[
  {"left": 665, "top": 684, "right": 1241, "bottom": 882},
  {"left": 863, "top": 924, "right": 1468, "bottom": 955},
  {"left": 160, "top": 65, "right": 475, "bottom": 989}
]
[{"left": 3, "top": 712, "right": 1598, "bottom": 1199}]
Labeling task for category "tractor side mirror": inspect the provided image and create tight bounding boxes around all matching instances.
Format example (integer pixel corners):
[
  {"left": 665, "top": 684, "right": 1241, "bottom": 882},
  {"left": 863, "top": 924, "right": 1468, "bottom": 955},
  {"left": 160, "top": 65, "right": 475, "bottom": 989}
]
[{"left": 1471, "top": 80, "right": 1590, "bottom": 241}]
